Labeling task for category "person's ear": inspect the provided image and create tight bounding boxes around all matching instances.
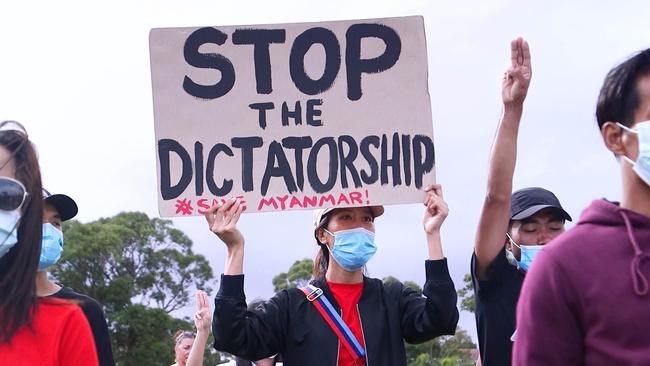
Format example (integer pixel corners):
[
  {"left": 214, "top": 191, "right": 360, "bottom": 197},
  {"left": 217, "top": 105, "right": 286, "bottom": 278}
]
[
  {"left": 316, "top": 228, "right": 328, "bottom": 245},
  {"left": 601, "top": 121, "right": 629, "bottom": 155},
  {"left": 504, "top": 235, "right": 512, "bottom": 250}
]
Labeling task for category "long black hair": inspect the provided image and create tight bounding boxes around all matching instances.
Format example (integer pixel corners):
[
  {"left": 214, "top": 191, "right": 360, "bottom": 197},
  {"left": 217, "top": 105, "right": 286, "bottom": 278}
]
[
  {"left": 0, "top": 121, "right": 44, "bottom": 343},
  {"left": 312, "top": 213, "right": 332, "bottom": 280}
]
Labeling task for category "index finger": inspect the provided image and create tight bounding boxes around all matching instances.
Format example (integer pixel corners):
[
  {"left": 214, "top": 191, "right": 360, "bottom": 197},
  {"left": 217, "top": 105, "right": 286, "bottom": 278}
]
[
  {"left": 510, "top": 38, "right": 519, "bottom": 67},
  {"left": 218, "top": 198, "right": 238, "bottom": 213},
  {"left": 204, "top": 204, "right": 220, "bottom": 226},
  {"left": 433, "top": 184, "right": 444, "bottom": 199}
]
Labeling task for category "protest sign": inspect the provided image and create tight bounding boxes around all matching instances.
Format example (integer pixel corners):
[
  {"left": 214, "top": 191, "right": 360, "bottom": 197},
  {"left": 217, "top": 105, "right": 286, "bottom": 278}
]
[{"left": 149, "top": 16, "right": 435, "bottom": 216}]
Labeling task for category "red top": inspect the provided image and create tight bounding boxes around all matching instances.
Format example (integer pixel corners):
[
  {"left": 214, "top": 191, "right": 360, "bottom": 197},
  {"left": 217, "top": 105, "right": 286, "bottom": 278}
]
[
  {"left": 328, "top": 281, "right": 365, "bottom": 366},
  {"left": 0, "top": 299, "right": 99, "bottom": 366}
]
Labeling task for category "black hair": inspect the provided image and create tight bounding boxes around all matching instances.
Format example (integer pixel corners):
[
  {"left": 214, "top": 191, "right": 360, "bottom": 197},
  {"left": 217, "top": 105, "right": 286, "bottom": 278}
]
[
  {"left": 312, "top": 212, "right": 332, "bottom": 280},
  {"left": 597, "top": 49, "right": 650, "bottom": 129},
  {"left": 0, "top": 121, "right": 44, "bottom": 344}
]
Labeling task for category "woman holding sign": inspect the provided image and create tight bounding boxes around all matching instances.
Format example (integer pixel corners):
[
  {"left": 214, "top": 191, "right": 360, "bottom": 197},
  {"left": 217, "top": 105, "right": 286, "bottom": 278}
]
[{"left": 206, "top": 184, "right": 458, "bottom": 366}]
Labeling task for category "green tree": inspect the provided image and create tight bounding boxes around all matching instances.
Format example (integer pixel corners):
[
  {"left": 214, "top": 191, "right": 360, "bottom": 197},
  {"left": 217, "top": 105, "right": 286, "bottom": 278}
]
[
  {"left": 405, "top": 327, "right": 476, "bottom": 366},
  {"left": 272, "top": 258, "right": 313, "bottom": 292},
  {"left": 52, "top": 212, "right": 217, "bottom": 366},
  {"left": 383, "top": 276, "right": 423, "bottom": 295},
  {"left": 457, "top": 273, "right": 475, "bottom": 313}
]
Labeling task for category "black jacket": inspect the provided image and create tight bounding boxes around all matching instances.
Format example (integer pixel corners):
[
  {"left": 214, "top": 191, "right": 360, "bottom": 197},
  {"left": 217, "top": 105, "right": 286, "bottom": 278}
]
[
  {"left": 212, "top": 259, "right": 459, "bottom": 366},
  {"left": 49, "top": 287, "right": 115, "bottom": 366}
]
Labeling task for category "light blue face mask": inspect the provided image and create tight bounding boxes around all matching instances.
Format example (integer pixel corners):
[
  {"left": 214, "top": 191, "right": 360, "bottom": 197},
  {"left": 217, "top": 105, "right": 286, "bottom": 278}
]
[
  {"left": 0, "top": 209, "right": 21, "bottom": 258},
  {"left": 506, "top": 233, "right": 544, "bottom": 272},
  {"left": 618, "top": 121, "right": 650, "bottom": 187},
  {"left": 324, "top": 227, "right": 377, "bottom": 272},
  {"left": 39, "top": 223, "right": 64, "bottom": 271}
]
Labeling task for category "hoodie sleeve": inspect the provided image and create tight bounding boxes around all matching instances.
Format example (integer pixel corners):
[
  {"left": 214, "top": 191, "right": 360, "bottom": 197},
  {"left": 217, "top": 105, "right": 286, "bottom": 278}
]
[
  {"left": 400, "top": 258, "right": 459, "bottom": 343},
  {"left": 513, "top": 250, "right": 584, "bottom": 365},
  {"left": 212, "top": 274, "right": 288, "bottom": 360}
]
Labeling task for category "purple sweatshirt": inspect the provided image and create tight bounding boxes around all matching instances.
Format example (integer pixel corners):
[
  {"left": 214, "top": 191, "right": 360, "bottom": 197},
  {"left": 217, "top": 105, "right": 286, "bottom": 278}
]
[{"left": 513, "top": 199, "right": 650, "bottom": 365}]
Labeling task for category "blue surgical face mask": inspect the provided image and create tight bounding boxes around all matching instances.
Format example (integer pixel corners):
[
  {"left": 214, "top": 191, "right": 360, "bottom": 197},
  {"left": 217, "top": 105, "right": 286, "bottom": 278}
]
[
  {"left": 39, "top": 223, "right": 64, "bottom": 271},
  {"left": 324, "top": 227, "right": 377, "bottom": 272},
  {"left": 0, "top": 209, "right": 21, "bottom": 258},
  {"left": 618, "top": 121, "right": 650, "bottom": 187},
  {"left": 506, "top": 233, "right": 544, "bottom": 272}
]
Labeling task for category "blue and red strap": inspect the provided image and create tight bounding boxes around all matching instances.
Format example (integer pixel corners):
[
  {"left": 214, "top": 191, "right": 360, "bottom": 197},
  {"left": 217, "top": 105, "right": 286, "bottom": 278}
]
[{"left": 299, "top": 284, "right": 366, "bottom": 361}]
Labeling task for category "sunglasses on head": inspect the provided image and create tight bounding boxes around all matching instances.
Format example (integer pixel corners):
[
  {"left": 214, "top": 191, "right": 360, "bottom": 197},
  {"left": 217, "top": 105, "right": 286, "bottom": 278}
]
[
  {"left": 0, "top": 120, "right": 28, "bottom": 136},
  {"left": 0, "top": 177, "right": 29, "bottom": 211},
  {"left": 175, "top": 331, "right": 196, "bottom": 345}
]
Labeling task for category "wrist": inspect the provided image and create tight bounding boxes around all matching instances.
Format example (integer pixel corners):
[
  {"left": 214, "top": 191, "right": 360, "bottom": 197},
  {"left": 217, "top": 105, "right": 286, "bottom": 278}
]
[
  {"left": 426, "top": 232, "right": 444, "bottom": 260},
  {"left": 227, "top": 242, "right": 245, "bottom": 256},
  {"left": 503, "top": 102, "right": 524, "bottom": 114},
  {"left": 426, "top": 230, "right": 442, "bottom": 241},
  {"left": 196, "top": 328, "right": 210, "bottom": 337}
]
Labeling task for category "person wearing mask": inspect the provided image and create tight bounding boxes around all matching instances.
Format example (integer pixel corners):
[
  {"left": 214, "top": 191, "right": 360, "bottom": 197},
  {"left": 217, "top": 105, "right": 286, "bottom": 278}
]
[
  {"left": 208, "top": 184, "right": 458, "bottom": 366},
  {"left": 36, "top": 189, "right": 115, "bottom": 366},
  {"left": 0, "top": 120, "right": 98, "bottom": 365},
  {"left": 172, "top": 290, "right": 212, "bottom": 366},
  {"left": 513, "top": 48, "right": 650, "bottom": 365},
  {"left": 471, "top": 38, "right": 572, "bottom": 366}
]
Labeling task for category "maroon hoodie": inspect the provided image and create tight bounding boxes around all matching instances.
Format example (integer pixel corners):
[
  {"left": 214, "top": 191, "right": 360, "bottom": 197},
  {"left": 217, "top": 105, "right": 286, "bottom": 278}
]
[{"left": 513, "top": 199, "right": 650, "bottom": 365}]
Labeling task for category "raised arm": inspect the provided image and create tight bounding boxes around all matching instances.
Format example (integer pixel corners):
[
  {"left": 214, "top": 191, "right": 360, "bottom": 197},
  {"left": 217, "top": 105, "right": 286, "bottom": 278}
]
[
  {"left": 206, "top": 198, "right": 286, "bottom": 360},
  {"left": 205, "top": 198, "right": 245, "bottom": 275},
  {"left": 474, "top": 38, "right": 531, "bottom": 279},
  {"left": 186, "top": 290, "right": 212, "bottom": 366},
  {"left": 396, "top": 184, "right": 458, "bottom": 343},
  {"left": 423, "top": 184, "right": 448, "bottom": 260}
]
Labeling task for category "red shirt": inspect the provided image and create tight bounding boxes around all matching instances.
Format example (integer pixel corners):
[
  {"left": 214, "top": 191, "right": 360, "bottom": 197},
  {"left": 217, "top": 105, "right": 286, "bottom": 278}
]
[
  {"left": 328, "top": 281, "right": 365, "bottom": 366},
  {"left": 0, "top": 299, "right": 99, "bottom": 366}
]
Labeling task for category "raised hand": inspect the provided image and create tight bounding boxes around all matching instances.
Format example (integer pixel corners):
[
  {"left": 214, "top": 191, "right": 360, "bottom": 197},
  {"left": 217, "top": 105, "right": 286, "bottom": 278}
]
[
  {"left": 204, "top": 198, "right": 245, "bottom": 248},
  {"left": 502, "top": 37, "right": 532, "bottom": 106},
  {"left": 193, "top": 290, "right": 212, "bottom": 334},
  {"left": 422, "top": 184, "right": 449, "bottom": 235}
]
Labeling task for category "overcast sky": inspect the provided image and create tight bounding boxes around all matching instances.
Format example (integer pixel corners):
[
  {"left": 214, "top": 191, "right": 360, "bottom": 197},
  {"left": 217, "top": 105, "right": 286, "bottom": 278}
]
[{"left": 2, "top": 0, "right": 649, "bottom": 342}]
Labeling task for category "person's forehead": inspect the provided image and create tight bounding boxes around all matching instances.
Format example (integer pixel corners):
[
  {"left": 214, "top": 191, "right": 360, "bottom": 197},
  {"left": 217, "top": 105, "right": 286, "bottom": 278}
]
[
  {"left": 331, "top": 207, "right": 373, "bottom": 216},
  {"left": 520, "top": 208, "right": 565, "bottom": 224},
  {"left": 44, "top": 202, "right": 61, "bottom": 218},
  {"left": 179, "top": 338, "right": 194, "bottom": 346}
]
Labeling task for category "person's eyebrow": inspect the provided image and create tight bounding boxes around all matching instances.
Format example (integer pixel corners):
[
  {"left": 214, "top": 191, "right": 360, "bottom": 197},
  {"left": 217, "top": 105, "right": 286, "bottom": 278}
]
[{"left": 520, "top": 218, "right": 540, "bottom": 225}]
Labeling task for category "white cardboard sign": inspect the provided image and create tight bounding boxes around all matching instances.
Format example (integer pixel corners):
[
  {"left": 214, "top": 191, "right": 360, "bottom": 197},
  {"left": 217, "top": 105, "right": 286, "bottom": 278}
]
[{"left": 149, "top": 16, "right": 435, "bottom": 216}]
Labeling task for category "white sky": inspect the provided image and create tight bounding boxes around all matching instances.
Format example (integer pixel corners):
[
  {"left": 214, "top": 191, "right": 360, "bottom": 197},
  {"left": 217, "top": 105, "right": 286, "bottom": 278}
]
[{"left": 2, "top": 0, "right": 649, "bottom": 342}]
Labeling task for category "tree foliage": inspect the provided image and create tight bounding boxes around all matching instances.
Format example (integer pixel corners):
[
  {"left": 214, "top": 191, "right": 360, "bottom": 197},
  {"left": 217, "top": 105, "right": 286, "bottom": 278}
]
[
  {"left": 51, "top": 212, "right": 217, "bottom": 365},
  {"left": 457, "top": 273, "right": 475, "bottom": 313},
  {"left": 272, "top": 258, "right": 313, "bottom": 292},
  {"left": 404, "top": 327, "right": 476, "bottom": 366}
]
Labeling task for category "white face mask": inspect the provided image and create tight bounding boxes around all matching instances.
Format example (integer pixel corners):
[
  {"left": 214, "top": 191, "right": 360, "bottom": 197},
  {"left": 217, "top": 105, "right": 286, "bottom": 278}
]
[
  {"left": 617, "top": 121, "right": 650, "bottom": 186},
  {"left": 0, "top": 209, "right": 21, "bottom": 258}
]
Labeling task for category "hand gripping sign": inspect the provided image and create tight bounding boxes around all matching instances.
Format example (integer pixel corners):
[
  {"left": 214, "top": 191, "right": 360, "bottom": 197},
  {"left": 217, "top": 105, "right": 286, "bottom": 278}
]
[{"left": 149, "top": 16, "right": 436, "bottom": 217}]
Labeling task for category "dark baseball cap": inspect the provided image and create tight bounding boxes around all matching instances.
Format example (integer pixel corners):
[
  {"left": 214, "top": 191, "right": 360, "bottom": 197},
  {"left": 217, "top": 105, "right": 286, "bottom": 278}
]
[
  {"left": 42, "top": 189, "right": 78, "bottom": 221},
  {"left": 510, "top": 187, "right": 572, "bottom": 221}
]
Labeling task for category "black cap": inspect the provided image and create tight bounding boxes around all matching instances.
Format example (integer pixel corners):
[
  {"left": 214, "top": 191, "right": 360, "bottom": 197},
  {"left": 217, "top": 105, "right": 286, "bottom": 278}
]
[
  {"left": 42, "top": 189, "right": 78, "bottom": 221},
  {"left": 510, "top": 187, "right": 572, "bottom": 221}
]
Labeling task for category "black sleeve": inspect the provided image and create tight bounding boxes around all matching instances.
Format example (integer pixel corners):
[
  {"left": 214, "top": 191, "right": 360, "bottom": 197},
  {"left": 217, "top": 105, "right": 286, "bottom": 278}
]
[
  {"left": 77, "top": 297, "right": 116, "bottom": 366},
  {"left": 399, "top": 259, "right": 459, "bottom": 344},
  {"left": 471, "top": 247, "right": 510, "bottom": 295},
  {"left": 212, "top": 274, "right": 288, "bottom": 360}
]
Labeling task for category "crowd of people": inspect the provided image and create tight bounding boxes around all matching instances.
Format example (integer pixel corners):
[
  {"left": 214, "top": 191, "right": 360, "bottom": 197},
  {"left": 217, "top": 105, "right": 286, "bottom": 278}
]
[{"left": 0, "top": 37, "right": 649, "bottom": 366}]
